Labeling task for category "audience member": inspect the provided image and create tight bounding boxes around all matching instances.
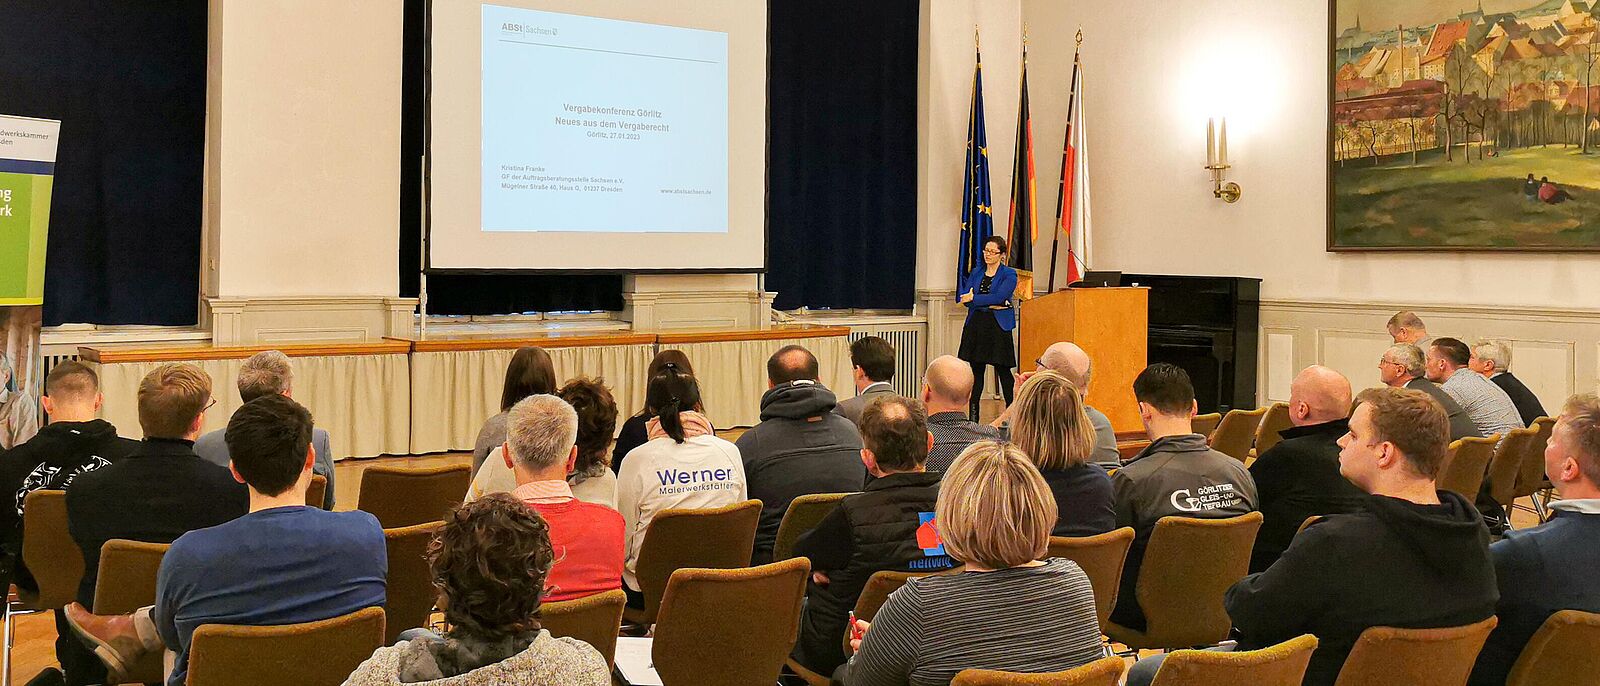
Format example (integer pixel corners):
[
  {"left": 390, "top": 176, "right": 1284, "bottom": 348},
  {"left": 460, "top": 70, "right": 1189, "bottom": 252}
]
[
  {"left": 343, "top": 495, "right": 611, "bottom": 685},
  {"left": 1247, "top": 365, "right": 1365, "bottom": 572},
  {"left": 1469, "top": 339, "right": 1548, "bottom": 426},
  {"left": 612, "top": 349, "right": 697, "bottom": 474},
  {"left": 616, "top": 365, "right": 746, "bottom": 607},
  {"left": 193, "top": 350, "right": 336, "bottom": 509},
  {"left": 1428, "top": 337, "right": 1524, "bottom": 439},
  {"left": 0, "top": 353, "right": 39, "bottom": 450},
  {"left": 790, "top": 396, "right": 950, "bottom": 677},
  {"left": 64, "top": 395, "right": 386, "bottom": 686},
  {"left": 1110, "top": 363, "right": 1257, "bottom": 632},
  {"left": 1009, "top": 371, "right": 1115, "bottom": 537},
  {"left": 0, "top": 363, "right": 136, "bottom": 591},
  {"left": 63, "top": 364, "right": 247, "bottom": 686},
  {"left": 1380, "top": 344, "right": 1482, "bottom": 441},
  {"left": 487, "top": 394, "right": 622, "bottom": 602},
  {"left": 835, "top": 336, "right": 898, "bottom": 427},
  {"left": 466, "top": 377, "right": 621, "bottom": 509},
  {"left": 555, "top": 376, "right": 619, "bottom": 507},
  {"left": 1469, "top": 392, "right": 1600, "bottom": 686},
  {"left": 736, "top": 345, "right": 865, "bottom": 564},
  {"left": 1386, "top": 311, "right": 1430, "bottom": 346},
  {"left": 920, "top": 355, "right": 1001, "bottom": 472},
  {"left": 837, "top": 442, "right": 1102, "bottom": 685},
  {"left": 1172, "top": 387, "right": 1495, "bottom": 686},
  {"left": 472, "top": 346, "right": 555, "bottom": 472},
  {"left": 996, "top": 342, "right": 1119, "bottom": 466}
]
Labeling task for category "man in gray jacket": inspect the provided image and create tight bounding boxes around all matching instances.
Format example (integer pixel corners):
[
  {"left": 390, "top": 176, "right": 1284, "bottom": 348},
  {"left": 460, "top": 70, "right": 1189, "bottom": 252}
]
[
  {"left": 835, "top": 336, "right": 899, "bottom": 427},
  {"left": 193, "top": 351, "right": 335, "bottom": 509},
  {"left": 737, "top": 345, "right": 866, "bottom": 564},
  {"left": 1110, "top": 363, "right": 1258, "bottom": 632}
]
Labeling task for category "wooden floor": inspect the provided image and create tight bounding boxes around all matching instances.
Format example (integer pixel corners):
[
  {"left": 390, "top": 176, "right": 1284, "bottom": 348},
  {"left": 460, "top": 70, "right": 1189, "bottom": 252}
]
[{"left": 4, "top": 421, "right": 1546, "bottom": 683}]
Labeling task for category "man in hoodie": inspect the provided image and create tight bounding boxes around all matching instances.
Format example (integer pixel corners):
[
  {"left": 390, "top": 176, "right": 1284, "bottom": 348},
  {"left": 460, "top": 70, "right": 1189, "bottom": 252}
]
[
  {"left": 1222, "top": 387, "right": 1497, "bottom": 686},
  {"left": 1469, "top": 392, "right": 1600, "bottom": 686},
  {"left": 1247, "top": 365, "right": 1366, "bottom": 572},
  {"left": 736, "top": 345, "right": 865, "bottom": 564},
  {"left": 0, "top": 362, "right": 138, "bottom": 686},
  {"left": 1109, "top": 363, "right": 1257, "bottom": 633}
]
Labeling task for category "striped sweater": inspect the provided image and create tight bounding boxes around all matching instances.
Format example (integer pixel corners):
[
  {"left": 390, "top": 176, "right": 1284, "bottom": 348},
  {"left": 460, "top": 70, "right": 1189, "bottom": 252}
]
[{"left": 844, "top": 558, "right": 1104, "bottom": 686}]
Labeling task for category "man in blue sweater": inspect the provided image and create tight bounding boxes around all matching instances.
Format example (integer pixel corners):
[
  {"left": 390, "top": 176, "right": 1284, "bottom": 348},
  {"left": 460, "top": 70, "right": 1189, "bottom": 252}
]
[
  {"left": 62, "top": 394, "right": 386, "bottom": 686},
  {"left": 1469, "top": 392, "right": 1600, "bottom": 685}
]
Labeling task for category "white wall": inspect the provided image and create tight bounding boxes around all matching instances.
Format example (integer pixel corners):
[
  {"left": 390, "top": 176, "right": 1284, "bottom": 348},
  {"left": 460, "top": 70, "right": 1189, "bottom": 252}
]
[
  {"left": 1020, "top": 0, "right": 1600, "bottom": 308},
  {"left": 205, "top": 0, "right": 402, "bottom": 299},
  {"left": 916, "top": 0, "right": 1023, "bottom": 293}
]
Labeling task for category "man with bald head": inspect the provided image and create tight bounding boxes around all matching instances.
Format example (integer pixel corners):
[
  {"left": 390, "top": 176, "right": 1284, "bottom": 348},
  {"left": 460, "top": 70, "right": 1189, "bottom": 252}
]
[
  {"left": 1246, "top": 365, "right": 1368, "bottom": 572},
  {"left": 993, "top": 342, "right": 1120, "bottom": 466},
  {"left": 920, "top": 355, "right": 1001, "bottom": 472}
]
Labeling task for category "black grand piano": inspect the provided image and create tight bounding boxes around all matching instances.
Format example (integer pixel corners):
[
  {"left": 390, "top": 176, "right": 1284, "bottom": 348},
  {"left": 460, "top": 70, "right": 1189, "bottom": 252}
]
[{"left": 1121, "top": 273, "right": 1262, "bottom": 414}]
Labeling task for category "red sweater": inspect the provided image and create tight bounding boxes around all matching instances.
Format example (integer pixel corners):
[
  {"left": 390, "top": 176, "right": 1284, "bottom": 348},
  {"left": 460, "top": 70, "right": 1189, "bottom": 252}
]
[{"left": 526, "top": 499, "right": 625, "bottom": 603}]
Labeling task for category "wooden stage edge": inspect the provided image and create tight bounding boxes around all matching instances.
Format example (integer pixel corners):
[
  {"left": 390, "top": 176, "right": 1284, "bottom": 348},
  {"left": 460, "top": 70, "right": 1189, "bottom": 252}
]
[{"left": 79, "top": 325, "right": 852, "bottom": 363}]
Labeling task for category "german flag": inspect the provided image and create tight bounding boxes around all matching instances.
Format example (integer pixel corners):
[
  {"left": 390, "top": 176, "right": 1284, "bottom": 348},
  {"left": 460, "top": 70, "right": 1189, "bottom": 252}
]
[{"left": 1006, "top": 44, "right": 1036, "bottom": 301}]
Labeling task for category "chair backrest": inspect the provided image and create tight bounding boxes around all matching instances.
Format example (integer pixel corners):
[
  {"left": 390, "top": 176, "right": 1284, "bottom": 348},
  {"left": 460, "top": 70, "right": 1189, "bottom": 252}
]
[
  {"left": 357, "top": 463, "right": 472, "bottom": 529},
  {"left": 1192, "top": 413, "right": 1224, "bottom": 441},
  {"left": 632, "top": 499, "right": 762, "bottom": 625},
  {"left": 1151, "top": 634, "right": 1318, "bottom": 686},
  {"left": 953, "top": 656, "right": 1127, "bottom": 686},
  {"left": 1505, "top": 609, "right": 1600, "bottom": 686},
  {"left": 1210, "top": 408, "right": 1268, "bottom": 461},
  {"left": 382, "top": 521, "right": 442, "bottom": 644},
  {"left": 1135, "top": 512, "right": 1264, "bottom": 648},
  {"left": 92, "top": 540, "right": 171, "bottom": 614},
  {"left": 652, "top": 558, "right": 809, "bottom": 686},
  {"left": 185, "top": 605, "right": 385, "bottom": 686},
  {"left": 541, "top": 588, "right": 626, "bottom": 667},
  {"left": 1438, "top": 435, "right": 1500, "bottom": 500},
  {"left": 1486, "top": 427, "right": 1538, "bottom": 507},
  {"left": 20, "top": 490, "right": 84, "bottom": 610},
  {"left": 852, "top": 569, "right": 953, "bottom": 623},
  {"left": 1252, "top": 403, "right": 1294, "bottom": 456},
  {"left": 1513, "top": 417, "right": 1556, "bottom": 499},
  {"left": 305, "top": 474, "right": 328, "bottom": 510},
  {"left": 772, "top": 492, "right": 853, "bottom": 562},
  {"left": 1046, "top": 527, "right": 1135, "bottom": 631},
  {"left": 1333, "top": 616, "right": 1499, "bottom": 686}
]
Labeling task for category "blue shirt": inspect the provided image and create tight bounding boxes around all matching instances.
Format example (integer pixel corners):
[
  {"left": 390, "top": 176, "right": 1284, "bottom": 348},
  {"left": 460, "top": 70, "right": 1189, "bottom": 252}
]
[
  {"left": 1469, "top": 504, "right": 1600, "bottom": 685},
  {"left": 154, "top": 506, "right": 388, "bottom": 686}
]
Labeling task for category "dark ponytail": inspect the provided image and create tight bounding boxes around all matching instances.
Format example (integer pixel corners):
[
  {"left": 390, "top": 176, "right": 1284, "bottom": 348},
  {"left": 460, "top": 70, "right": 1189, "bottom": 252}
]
[{"left": 646, "top": 363, "right": 702, "bottom": 444}]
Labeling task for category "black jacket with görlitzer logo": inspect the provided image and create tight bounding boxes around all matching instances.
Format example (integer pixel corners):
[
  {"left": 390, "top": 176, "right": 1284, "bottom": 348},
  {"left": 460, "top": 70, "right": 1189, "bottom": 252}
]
[{"left": 1109, "top": 433, "right": 1258, "bottom": 630}]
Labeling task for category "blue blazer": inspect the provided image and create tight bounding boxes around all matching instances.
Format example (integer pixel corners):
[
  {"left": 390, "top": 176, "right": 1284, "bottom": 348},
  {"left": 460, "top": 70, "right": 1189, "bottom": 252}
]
[{"left": 958, "top": 264, "right": 1017, "bottom": 331}]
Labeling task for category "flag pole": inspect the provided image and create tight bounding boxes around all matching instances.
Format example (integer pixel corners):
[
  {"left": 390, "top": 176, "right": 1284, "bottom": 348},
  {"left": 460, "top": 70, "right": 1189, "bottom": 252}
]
[{"left": 1048, "top": 29, "right": 1083, "bottom": 292}]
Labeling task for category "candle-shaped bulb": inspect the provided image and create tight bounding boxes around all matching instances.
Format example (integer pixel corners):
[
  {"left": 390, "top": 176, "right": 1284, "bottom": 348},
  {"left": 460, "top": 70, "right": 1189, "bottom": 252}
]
[
  {"left": 1219, "top": 118, "right": 1229, "bottom": 166},
  {"left": 1206, "top": 118, "right": 1216, "bottom": 167}
]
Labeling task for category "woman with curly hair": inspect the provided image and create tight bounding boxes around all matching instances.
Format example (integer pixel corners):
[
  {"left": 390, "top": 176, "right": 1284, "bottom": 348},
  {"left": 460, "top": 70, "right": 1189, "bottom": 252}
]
[{"left": 343, "top": 494, "right": 610, "bottom": 685}]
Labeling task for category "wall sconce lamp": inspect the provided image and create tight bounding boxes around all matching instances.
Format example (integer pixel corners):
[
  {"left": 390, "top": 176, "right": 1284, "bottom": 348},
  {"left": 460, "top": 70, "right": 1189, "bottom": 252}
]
[{"left": 1205, "top": 117, "right": 1242, "bottom": 203}]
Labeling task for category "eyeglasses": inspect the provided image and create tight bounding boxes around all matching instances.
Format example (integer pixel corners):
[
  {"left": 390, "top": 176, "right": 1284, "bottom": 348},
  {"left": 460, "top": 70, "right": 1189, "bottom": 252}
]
[
  {"left": 982, "top": 248, "right": 1002, "bottom": 255},
  {"left": 203, "top": 398, "right": 217, "bottom": 413}
]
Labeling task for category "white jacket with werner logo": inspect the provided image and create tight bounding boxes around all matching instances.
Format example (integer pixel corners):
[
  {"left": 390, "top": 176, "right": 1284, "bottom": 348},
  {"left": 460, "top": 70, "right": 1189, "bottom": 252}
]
[{"left": 615, "top": 434, "right": 748, "bottom": 590}]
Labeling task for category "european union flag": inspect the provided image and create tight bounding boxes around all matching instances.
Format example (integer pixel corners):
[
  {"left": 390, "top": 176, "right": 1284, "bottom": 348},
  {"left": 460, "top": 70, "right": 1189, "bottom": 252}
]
[{"left": 957, "top": 44, "right": 994, "bottom": 287}]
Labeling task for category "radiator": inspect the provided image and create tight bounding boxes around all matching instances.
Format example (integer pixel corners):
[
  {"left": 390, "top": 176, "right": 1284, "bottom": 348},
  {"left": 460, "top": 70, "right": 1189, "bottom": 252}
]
[
  {"left": 847, "top": 325, "right": 926, "bottom": 398},
  {"left": 42, "top": 352, "right": 80, "bottom": 379}
]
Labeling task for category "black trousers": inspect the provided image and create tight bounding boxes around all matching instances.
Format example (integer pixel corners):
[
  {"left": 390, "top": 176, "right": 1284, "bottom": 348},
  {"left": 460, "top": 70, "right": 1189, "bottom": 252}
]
[
  {"left": 969, "top": 363, "right": 1015, "bottom": 422},
  {"left": 55, "top": 609, "right": 107, "bottom": 686}
]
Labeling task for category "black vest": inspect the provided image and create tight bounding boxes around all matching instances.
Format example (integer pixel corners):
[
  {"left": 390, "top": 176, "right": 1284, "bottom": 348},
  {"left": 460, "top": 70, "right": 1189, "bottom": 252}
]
[{"left": 794, "top": 471, "right": 952, "bottom": 673}]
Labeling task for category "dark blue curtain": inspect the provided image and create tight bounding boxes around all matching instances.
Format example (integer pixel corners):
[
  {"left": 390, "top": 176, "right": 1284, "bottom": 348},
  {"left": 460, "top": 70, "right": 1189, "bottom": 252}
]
[
  {"left": 0, "top": 1, "right": 207, "bottom": 326},
  {"left": 399, "top": 0, "right": 623, "bottom": 315},
  {"left": 767, "top": 0, "right": 919, "bottom": 310}
]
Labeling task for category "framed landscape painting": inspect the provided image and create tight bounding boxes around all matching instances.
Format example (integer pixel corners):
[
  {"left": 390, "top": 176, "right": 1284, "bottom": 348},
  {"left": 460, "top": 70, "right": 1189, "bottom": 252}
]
[{"left": 1330, "top": 0, "right": 1600, "bottom": 251}]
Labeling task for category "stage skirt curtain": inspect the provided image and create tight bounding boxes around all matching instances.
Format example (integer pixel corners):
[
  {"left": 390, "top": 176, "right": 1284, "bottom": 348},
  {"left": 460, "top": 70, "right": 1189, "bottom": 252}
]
[
  {"left": 408, "top": 343, "right": 655, "bottom": 455},
  {"left": 674, "top": 335, "right": 853, "bottom": 429},
  {"left": 92, "top": 354, "right": 411, "bottom": 459}
]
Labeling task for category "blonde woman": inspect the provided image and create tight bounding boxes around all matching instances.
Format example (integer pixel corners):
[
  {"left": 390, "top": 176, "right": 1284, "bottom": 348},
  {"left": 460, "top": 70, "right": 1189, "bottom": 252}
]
[
  {"left": 840, "top": 442, "right": 1103, "bottom": 686},
  {"left": 1010, "top": 370, "right": 1116, "bottom": 537}
]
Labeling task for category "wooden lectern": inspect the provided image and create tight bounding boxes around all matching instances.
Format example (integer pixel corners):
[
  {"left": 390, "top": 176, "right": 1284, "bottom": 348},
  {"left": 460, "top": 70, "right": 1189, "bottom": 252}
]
[{"left": 1018, "top": 287, "right": 1148, "bottom": 432}]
